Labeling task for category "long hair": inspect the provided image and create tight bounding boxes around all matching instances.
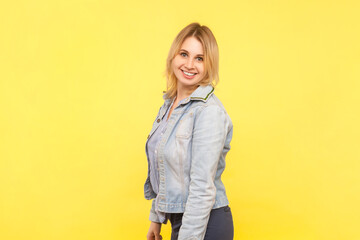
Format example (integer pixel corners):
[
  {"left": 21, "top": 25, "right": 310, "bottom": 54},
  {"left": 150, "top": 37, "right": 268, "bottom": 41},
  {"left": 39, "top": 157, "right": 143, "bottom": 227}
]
[{"left": 164, "top": 22, "right": 219, "bottom": 99}]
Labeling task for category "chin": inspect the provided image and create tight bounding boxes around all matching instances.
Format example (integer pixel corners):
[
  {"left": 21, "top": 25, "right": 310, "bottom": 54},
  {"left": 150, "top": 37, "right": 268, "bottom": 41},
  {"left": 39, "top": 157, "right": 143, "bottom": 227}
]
[{"left": 178, "top": 80, "right": 201, "bottom": 88}]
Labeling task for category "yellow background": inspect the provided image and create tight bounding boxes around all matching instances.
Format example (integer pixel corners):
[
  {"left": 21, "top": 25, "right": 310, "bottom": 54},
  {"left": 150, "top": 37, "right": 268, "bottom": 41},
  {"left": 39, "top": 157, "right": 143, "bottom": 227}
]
[{"left": 0, "top": 0, "right": 359, "bottom": 239}]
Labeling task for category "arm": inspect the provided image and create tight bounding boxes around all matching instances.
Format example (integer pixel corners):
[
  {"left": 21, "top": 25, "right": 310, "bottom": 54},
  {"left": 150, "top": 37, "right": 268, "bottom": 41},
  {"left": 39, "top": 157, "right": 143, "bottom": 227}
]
[
  {"left": 149, "top": 198, "right": 161, "bottom": 223},
  {"left": 147, "top": 199, "right": 163, "bottom": 240},
  {"left": 178, "top": 105, "right": 230, "bottom": 240}
]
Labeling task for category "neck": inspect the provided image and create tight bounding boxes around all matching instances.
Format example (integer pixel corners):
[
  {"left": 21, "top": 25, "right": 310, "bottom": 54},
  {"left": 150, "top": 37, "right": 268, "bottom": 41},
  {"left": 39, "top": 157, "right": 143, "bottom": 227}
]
[{"left": 176, "top": 84, "right": 199, "bottom": 101}]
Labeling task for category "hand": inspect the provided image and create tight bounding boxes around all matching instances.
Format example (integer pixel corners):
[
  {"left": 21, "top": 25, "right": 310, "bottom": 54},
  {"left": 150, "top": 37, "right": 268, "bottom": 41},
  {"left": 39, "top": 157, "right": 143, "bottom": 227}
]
[{"left": 146, "top": 221, "right": 163, "bottom": 240}]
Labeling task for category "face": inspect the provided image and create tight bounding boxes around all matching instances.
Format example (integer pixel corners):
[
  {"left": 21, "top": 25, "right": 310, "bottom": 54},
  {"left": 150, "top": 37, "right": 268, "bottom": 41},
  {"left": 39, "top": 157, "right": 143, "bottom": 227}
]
[{"left": 171, "top": 37, "right": 205, "bottom": 90}]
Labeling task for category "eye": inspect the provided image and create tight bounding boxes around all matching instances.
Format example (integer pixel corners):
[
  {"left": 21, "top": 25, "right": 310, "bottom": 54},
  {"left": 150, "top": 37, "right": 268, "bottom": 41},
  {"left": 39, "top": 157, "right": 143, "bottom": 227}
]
[
  {"left": 196, "top": 57, "right": 203, "bottom": 61},
  {"left": 180, "top": 52, "right": 187, "bottom": 57}
]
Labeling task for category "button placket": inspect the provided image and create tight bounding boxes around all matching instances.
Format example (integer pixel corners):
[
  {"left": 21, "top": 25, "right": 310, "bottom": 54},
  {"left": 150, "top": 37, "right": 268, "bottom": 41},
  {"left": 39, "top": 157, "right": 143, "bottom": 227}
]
[
  {"left": 157, "top": 129, "right": 168, "bottom": 207},
  {"left": 155, "top": 105, "right": 182, "bottom": 211}
]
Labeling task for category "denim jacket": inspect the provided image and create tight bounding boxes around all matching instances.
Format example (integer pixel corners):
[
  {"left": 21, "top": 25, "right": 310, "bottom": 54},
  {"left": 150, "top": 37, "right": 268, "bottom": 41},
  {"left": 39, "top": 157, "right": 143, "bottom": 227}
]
[{"left": 144, "top": 84, "right": 233, "bottom": 240}]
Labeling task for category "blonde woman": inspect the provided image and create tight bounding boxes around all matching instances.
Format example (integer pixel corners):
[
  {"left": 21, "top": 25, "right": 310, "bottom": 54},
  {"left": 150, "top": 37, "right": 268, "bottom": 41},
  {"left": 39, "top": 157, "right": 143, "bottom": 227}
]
[{"left": 145, "top": 22, "right": 234, "bottom": 240}]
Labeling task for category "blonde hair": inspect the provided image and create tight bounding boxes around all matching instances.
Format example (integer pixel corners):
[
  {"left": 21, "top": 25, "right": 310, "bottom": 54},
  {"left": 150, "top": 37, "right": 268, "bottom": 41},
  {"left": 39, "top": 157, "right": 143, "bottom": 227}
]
[{"left": 164, "top": 22, "right": 219, "bottom": 99}]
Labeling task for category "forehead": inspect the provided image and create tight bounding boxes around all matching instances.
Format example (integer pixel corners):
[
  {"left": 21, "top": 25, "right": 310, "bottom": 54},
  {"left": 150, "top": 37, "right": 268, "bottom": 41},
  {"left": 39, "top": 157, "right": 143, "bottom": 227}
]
[{"left": 180, "top": 37, "right": 204, "bottom": 54}]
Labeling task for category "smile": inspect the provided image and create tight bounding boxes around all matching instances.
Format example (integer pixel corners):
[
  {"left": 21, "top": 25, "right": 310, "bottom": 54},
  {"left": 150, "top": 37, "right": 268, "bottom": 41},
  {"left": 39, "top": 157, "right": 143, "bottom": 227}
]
[{"left": 181, "top": 70, "right": 197, "bottom": 76}]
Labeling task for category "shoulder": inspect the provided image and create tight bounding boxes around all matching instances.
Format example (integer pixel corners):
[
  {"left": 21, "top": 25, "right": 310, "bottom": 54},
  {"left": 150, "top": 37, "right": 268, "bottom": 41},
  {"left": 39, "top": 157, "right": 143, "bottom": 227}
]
[
  {"left": 190, "top": 93, "right": 232, "bottom": 128},
  {"left": 191, "top": 93, "right": 229, "bottom": 116}
]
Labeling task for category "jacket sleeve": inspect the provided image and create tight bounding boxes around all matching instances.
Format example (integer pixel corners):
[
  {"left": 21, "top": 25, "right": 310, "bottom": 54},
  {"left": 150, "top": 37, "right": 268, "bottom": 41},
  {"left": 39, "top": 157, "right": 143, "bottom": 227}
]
[
  {"left": 149, "top": 198, "right": 161, "bottom": 223},
  {"left": 177, "top": 105, "right": 230, "bottom": 240}
]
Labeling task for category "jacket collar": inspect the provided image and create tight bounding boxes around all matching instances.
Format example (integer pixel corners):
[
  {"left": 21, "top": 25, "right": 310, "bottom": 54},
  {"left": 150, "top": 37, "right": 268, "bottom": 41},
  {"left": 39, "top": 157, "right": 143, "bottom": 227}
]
[
  {"left": 163, "top": 84, "right": 214, "bottom": 106},
  {"left": 189, "top": 84, "right": 214, "bottom": 102}
]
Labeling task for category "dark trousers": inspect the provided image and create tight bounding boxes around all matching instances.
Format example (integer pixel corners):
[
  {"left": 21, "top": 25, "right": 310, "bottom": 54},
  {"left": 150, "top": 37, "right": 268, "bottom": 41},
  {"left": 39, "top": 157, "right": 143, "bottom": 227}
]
[{"left": 166, "top": 205, "right": 234, "bottom": 240}]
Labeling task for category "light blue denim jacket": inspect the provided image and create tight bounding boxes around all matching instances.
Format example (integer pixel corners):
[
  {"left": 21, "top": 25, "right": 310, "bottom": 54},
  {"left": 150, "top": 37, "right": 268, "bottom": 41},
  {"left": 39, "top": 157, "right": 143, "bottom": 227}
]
[{"left": 144, "top": 84, "right": 233, "bottom": 240}]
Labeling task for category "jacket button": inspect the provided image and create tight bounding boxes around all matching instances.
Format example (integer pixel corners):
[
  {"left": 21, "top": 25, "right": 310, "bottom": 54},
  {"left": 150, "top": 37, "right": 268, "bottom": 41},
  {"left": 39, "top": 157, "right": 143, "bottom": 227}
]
[{"left": 157, "top": 119, "right": 160, "bottom": 123}]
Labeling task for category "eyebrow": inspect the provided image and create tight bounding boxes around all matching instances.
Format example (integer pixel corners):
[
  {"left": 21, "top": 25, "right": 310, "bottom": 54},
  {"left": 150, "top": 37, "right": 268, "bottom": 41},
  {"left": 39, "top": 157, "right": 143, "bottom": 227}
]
[{"left": 180, "top": 49, "right": 204, "bottom": 57}]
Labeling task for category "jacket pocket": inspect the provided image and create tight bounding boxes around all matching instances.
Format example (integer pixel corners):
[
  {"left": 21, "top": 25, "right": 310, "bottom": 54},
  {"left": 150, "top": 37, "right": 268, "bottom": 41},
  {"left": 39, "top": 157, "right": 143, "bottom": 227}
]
[{"left": 175, "top": 112, "right": 194, "bottom": 138}]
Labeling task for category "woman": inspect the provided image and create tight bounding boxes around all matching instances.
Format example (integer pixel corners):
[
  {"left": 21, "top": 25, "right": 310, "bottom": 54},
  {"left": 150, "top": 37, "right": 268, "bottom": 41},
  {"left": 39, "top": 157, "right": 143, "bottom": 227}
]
[{"left": 144, "top": 22, "right": 234, "bottom": 240}]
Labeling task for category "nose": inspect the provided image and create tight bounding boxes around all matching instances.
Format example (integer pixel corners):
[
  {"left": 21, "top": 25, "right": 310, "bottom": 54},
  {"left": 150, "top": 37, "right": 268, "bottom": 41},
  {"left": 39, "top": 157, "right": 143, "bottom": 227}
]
[{"left": 185, "top": 58, "right": 194, "bottom": 69}]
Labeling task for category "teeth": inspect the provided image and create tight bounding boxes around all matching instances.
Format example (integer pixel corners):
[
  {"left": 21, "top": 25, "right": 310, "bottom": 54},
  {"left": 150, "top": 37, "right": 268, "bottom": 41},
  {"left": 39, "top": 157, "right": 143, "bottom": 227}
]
[{"left": 183, "top": 71, "right": 195, "bottom": 76}]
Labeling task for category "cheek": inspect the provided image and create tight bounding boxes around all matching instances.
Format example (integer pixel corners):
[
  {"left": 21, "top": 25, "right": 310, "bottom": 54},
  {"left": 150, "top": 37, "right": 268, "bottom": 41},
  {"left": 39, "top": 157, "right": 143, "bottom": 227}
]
[
  {"left": 172, "top": 58, "right": 181, "bottom": 70},
  {"left": 198, "top": 64, "right": 205, "bottom": 74},
  {"left": 171, "top": 61, "right": 178, "bottom": 72}
]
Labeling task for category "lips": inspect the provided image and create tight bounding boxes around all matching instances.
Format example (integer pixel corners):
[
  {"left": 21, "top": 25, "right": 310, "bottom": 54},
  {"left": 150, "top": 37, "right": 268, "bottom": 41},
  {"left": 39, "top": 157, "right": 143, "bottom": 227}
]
[{"left": 181, "top": 70, "right": 197, "bottom": 79}]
